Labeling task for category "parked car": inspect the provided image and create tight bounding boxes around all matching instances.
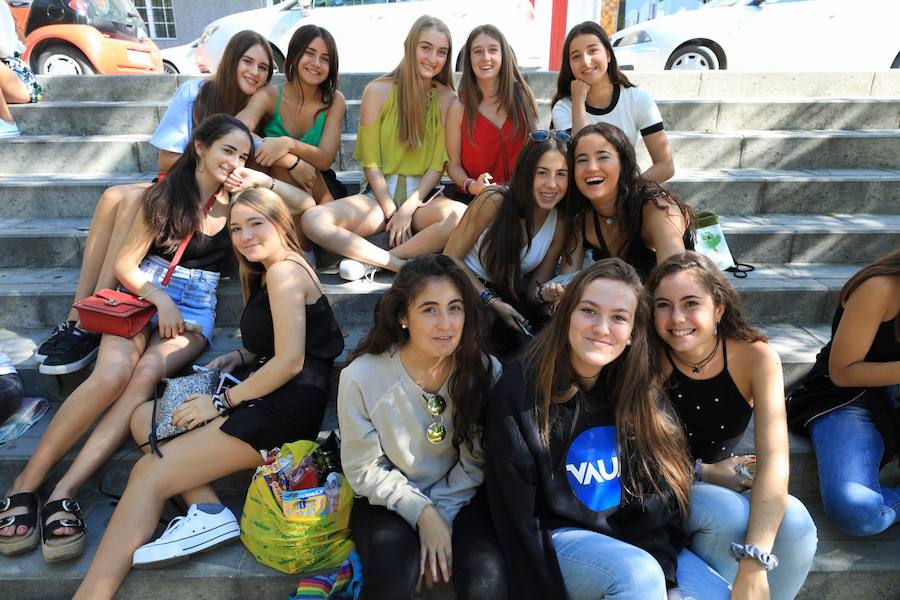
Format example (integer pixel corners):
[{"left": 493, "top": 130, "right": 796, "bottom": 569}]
[
  {"left": 611, "top": 0, "right": 900, "bottom": 71},
  {"left": 160, "top": 38, "right": 200, "bottom": 74},
  {"left": 8, "top": 0, "right": 160, "bottom": 75},
  {"left": 194, "top": 0, "right": 544, "bottom": 74}
]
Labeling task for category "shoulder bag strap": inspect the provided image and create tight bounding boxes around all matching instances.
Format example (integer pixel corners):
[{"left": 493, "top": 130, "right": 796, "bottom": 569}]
[{"left": 160, "top": 189, "right": 221, "bottom": 286}]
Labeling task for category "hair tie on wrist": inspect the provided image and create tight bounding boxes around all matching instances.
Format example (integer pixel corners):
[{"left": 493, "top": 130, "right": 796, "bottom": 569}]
[{"left": 288, "top": 156, "right": 302, "bottom": 171}]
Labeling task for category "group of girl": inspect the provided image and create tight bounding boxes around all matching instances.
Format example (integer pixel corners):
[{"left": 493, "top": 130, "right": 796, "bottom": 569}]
[{"left": 0, "top": 11, "right": 896, "bottom": 600}]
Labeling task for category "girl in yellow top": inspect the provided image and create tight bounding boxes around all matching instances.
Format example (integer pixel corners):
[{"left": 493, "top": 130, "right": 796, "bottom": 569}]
[{"left": 302, "top": 15, "right": 466, "bottom": 281}]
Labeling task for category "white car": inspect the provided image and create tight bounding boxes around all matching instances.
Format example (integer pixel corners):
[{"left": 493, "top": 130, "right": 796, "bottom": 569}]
[
  {"left": 194, "top": 0, "right": 544, "bottom": 74},
  {"left": 611, "top": 0, "right": 900, "bottom": 71},
  {"left": 160, "top": 39, "right": 200, "bottom": 74}
]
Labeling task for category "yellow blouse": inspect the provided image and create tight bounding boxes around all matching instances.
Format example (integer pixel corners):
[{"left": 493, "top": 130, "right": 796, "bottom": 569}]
[{"left": 354, "top": 85, "right": 447, "bottom": 177}]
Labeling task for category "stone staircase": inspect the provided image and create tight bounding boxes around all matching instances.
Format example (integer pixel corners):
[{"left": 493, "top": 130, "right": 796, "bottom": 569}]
[{"left": 0, "top": 70, "right": 898, "bottom": 599}]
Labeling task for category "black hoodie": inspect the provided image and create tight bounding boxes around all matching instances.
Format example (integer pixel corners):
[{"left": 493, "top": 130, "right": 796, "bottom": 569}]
[{"left": 485, "top": 362, "right": 687, "bottom": 599}]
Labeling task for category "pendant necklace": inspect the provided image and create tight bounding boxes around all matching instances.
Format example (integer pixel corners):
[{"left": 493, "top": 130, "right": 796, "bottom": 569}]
[{"left": 673, "top": 337, "right": 719, "bottom": 374}]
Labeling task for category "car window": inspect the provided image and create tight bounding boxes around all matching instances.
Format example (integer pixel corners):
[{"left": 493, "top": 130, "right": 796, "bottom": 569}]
[{"left": 88, "top": 0, "right": 135, "bottom": 20}]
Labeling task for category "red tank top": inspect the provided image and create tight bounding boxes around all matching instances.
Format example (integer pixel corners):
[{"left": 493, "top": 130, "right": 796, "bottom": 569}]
[{"left": 459, "top": 111, "right": 527, "bottom": 192}]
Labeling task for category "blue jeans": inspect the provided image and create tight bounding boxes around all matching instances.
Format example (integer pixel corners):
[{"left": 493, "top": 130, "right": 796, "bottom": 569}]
[
  {"left": 551, "top": 527, "right": 731, "bottom": 600},
  {"left": 809, "top": 398, "right": 900, "bottom": 536},
  {"left": 139, "top": 255, "right": 219, "bottom": 343},
  {"left": 687, "top": 482, "right": 818, "bottom": 600}
]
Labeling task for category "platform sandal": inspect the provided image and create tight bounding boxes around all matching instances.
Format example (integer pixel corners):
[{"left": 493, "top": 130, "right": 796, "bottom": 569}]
[
  {"left": 0, "top": 492, "right": 39, "bottom": 555},
  {"left": 41, "top": 498, "right": 86, "bottom": 562}
]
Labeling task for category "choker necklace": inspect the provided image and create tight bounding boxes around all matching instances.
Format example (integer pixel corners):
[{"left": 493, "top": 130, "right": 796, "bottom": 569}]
[
  {"left": 594, "top": 209, "right": 615, "bottom": 226},
  {"left": 672, "top": 337, "right": 719, "bottom": 374}
]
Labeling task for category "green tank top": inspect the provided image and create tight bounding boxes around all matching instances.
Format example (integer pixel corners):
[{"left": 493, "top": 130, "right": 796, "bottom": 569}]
[{"left": 262, "top": 84, "right": 327, "bottom": 146}]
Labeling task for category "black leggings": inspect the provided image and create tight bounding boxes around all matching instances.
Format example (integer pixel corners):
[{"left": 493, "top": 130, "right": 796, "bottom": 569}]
[{"left": 350, "top": 488, "right": 507, "bottom": 600}]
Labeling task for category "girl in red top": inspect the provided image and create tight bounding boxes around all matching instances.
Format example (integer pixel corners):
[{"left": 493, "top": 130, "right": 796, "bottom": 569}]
[{"left": 445, "top": 25, "right": 538, "bottom": 201}]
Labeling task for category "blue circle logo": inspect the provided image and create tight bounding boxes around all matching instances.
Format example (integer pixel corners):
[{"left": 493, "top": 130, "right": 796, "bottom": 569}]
[{"left": 564, "top": 426, "right": 621, "bottom": 511}]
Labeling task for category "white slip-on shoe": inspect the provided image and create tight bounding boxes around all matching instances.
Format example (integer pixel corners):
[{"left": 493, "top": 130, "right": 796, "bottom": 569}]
[
  {"left": 132, "top": 504, "right": 240, "bottom": 569},
  {"left": 338, "top": 259, "right": 378, "bottom": 282}
]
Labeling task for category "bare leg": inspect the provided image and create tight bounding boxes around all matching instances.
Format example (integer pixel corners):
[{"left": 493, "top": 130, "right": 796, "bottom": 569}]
[
  {"left": 0, "top": 330, "right": 150, "bottom": 537},
  {"left": 301, "top": 193, "right": 405, "bottom": 271},
  {"left": 90, "top": 188, "right": 144, "bottom": 294},
  {"left": 391, "top": 197, "right": 467, "bottom": 259},
  {"left": 73, "top": 420, "right": 262, "bottom": 600},
  {"left": 129, "top": 402, "right": 221, "bottom": 508},
  {"left": 44, "top": 331, "right": 208, "bottom": 536},
  {"left": 0, "top": 62, "right": 29, "bottom": 124},
  {"left": 69, "top": 183, "right": 149, "bottom": 320}
]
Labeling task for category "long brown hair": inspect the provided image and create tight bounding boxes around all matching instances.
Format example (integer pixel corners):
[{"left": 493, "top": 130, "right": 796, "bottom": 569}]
[
  {"left": 457, "top": 24, "right": 537, "bottom": 144},
  {"left": 143, "top": 114, "right": 254, "bottom": 251},
  {"left": 479, "top": 134, "right": 568, "bottom": 300},
  {"left": 193, "top": 30, "right": 274, "bottom": 126},
  {"left": 840, "top": 248, "right": 900, "bottom": 339},
  {"left": 646, "top": 251, "right": 767, "bottom": 344},
  {"left": 379, "top": 15, "right": 454, "bottom": 148},
  {"left": 551, "top": 21, "right": 634, "bottom": 115},
  {"left": 564, "top": 122, "right": 694, "bottom": 263},
  {"left": 227, "top": 187, "right": 302, "bottom": 302},
  {"left": 284, "top": 25, "right": 339, "bottom": 120},
  {"left": 350, "top": 255, "right": 491, "bottom": 459},
  {"left": 523, "top": 258, "right": 691, "bottom": 513}
]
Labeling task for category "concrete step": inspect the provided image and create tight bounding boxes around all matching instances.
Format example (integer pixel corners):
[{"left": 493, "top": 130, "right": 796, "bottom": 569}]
[
  {"left": 1, "top": 214, "right": 895, "bottom": 270},
  {"left": 5, "top": 129, "right": 899, "bottom": 176},
  {"left": 0, "top": 269, "right": 388, "bottom": 332},
  {"left": 0, "top": 433, "right": 896, "bottom": 600},
  {"left": 32, "top": 71, "right": 900, "bottom": 103},
  {"left": 14, "top": 96, "right": 900, "bottom": 136},
  {"left": 0, "top": 320, "right": 828, "bottom": 406},
  {"left": 1, "top": 169, "right": 897, "bottom": 220},
  {"left": 0, "top": 262, "right": 857, "bottom": 330}
]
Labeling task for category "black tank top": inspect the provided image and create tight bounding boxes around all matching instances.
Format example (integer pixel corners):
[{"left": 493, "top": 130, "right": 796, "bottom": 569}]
[
  {"left": 149, "top": 226, "right": 231, "bottom": 272},
  {"left": 585, "top": 214, "right": 654, "bottom": 280},
  {"left": 239, "top": 257, "right": 344, "bottom": 363},
  {"left": 665, "top": 337, "right": 753, "bottom": 463}
]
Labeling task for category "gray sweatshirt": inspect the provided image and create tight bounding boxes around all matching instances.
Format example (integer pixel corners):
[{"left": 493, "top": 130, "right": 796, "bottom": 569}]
[{"left": 337, "top": 347, "right": 500, "bottom": 528}]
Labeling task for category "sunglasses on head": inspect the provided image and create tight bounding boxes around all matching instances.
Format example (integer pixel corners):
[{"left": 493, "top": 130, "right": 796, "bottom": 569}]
[
  {"left": 423, "top": 393, "right": 447, "bottom": 444},
  {"left": 529, "top": 129, "right": 572, "bottom": 142}
]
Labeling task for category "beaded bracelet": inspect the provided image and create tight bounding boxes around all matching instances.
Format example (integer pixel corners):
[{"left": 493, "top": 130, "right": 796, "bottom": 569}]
[{"left": 479, "top": 288, "right": 498, "bottom": 306}]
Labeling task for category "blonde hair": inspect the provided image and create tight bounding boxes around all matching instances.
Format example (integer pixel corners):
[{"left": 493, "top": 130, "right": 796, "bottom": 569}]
[
  {"left": 379, "top": 15, "right": 454, "bottom": 148},
  {"left": 227, "top": 188, "right": 301, "bottom": 302}
]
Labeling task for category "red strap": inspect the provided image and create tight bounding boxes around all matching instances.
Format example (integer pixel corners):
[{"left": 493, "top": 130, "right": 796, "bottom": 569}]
[{"left": 160, "top": 190, "right": 220, "bottom": 286}]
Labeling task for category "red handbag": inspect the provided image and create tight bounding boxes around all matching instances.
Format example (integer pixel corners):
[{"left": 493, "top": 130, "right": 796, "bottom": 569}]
[{"left": 73, "top": 192, "right": 218, "bottom": 338}]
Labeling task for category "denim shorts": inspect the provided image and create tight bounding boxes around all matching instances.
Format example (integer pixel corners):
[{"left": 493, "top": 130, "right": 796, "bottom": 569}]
[{"left": 139, "top": 255, "right": 219, "bottom": 343}]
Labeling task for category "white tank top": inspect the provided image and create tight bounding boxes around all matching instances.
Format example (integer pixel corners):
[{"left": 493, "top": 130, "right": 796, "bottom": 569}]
[{"left": 464, "top": 208, "right": 559, "bottom": 283}]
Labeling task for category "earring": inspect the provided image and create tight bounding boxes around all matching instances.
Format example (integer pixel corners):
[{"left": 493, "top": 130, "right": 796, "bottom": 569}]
[
  {"left": 400, "top": 323, "right": 408, "bottom": 330},
  {"left": 626, "top": 339, "right": 632, "bottom": 346},
  {"left": 714, "top": 321, "right": 719, "bottom": 335}
]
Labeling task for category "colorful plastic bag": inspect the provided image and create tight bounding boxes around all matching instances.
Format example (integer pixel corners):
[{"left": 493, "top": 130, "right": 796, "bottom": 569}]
[{"left": 241, "top": 439, "right": 355, "bottom": 574}]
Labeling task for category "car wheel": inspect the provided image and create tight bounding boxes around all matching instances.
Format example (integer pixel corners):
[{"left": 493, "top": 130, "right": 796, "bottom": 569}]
[
  {"left": 270, "top": 46, "right": 285, "bottom": 74},
  {"left": 891, "top": 52, "right": 900, "bottom": 69},
  {"left": 666, "top": 45, "right": 719, "bottom": 71},
  {"left": 37, "top": 45, "right": 95, "bottom": 75},
  {"left": 162, "top": 61, "right": 179, "bottom": 74}
]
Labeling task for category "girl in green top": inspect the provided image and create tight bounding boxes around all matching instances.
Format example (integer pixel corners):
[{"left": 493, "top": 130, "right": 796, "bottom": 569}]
[
  {"left": 238, "top": 25, "right": 346, "bottom": 207},
  {"left": 302, "top": 15, "right": 466, "bottom": 281}
]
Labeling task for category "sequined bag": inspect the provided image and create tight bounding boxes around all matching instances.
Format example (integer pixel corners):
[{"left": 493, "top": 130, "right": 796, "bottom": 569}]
[{"left": 148, "top": 368, "right": 221, "bottom": 457}]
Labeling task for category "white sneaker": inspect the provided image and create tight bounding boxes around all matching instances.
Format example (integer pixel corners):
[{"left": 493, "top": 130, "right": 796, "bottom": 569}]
[
  {"left": 339, "top": 258, "right": 379, "bottom": 282},
  {"left": 132, "top": 504, "right": 240, "bottom": 569},
  {"left": 0, "top": 120, "right": 20, "bottom": 138}
]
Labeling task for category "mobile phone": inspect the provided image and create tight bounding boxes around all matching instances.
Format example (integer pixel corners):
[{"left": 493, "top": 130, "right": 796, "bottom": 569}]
[
  {"left": 515, "top": 319, "right": 535, "bottom": 338},
  {"left": 423, "top": 184, "right": 445, "bottom": 204}
]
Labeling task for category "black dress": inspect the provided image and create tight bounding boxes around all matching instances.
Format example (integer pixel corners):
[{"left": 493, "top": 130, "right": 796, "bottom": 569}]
[{"left": 220, "top": 259, "right": 344, "bottom": 450}]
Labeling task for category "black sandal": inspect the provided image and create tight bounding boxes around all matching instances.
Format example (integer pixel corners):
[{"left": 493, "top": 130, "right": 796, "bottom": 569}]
[
  {"left": 41, "top": 498, "right": 86, "bottom": 562},
  {"left": 0, "top": 492, "right": 39, "bottom": 555}
]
